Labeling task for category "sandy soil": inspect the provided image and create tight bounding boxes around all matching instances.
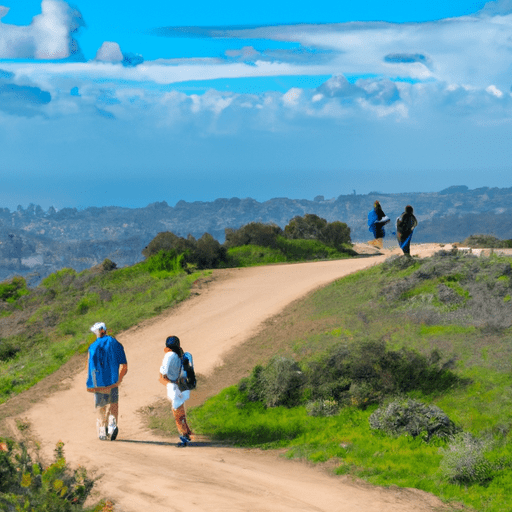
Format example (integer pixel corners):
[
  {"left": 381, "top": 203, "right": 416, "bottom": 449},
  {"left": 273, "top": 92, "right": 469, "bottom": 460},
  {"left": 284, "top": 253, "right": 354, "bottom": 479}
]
[{"left": 1, "top": 244, "right": 455, "bottom": 512}]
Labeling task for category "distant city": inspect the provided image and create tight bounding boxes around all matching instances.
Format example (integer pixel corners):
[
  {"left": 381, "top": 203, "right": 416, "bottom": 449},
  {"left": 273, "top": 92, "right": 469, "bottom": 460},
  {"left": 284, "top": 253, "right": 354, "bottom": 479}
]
[{"left": 1, "top": 185, "right": 511, "bottom": 285}]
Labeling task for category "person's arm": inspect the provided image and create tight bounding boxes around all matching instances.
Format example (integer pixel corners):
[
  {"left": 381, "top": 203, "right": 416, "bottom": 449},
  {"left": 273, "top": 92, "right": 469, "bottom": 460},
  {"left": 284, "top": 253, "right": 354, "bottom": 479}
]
[
  {"left": 159, "top": 373, "right": 169, "bottom": 386},
  {"left": 117, "top": 363, "right": 128, "bottom": 385}
]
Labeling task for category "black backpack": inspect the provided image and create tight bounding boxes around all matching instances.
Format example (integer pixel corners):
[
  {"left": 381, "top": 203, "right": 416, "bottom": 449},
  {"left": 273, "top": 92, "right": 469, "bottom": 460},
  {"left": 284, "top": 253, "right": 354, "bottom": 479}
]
[{"left": 175, "top": 352, "right": 196, "bottom": 391}]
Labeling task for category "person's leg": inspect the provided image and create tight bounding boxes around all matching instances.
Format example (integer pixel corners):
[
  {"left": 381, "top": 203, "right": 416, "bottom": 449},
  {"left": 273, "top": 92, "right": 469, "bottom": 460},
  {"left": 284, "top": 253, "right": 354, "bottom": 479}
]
[
  {"left": 107, "top": 388, "right": 119, "bottom": 440},
  {"left": 95, "top": 393, "right": 110, "bottom": 439},
  {"left": 402, "top": 232, "right": 412, "bottom": 255},
  {"left": 172, "top": 404, "right": 192, "bottom": 436}
]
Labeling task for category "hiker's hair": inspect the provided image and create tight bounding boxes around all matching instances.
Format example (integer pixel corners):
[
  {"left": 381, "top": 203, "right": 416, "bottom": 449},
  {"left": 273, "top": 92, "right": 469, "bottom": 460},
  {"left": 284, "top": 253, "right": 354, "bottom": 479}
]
[
  {"left": 165, "top": 335, "right": 184, "bottom": 357},
  {"left": 405, "top": 205, "right": 414, "bottom": 214},
  {"left": 171, "top": 345, "right": 184, "bottom": 357}
]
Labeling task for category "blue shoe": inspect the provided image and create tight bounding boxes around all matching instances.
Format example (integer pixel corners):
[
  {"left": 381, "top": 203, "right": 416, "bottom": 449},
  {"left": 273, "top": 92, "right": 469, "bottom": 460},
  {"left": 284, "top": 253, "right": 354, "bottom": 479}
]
[{"left": 177, "top": 435, "right": 188, "bottom": 447}]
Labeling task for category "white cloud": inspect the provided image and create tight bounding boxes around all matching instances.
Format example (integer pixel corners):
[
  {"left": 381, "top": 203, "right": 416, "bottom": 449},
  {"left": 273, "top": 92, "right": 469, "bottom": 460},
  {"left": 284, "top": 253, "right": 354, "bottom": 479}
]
[
  {"left": 282, "top": 87, "right": 303, "bottom": 106},
  {"left": 0, "top": 0, "right": 84, "bottom": 60},
  {"left": 95, "top": 42, "right": 123, "bottom": 62},
  {"left": 486, "top": 84, "right": 504, "bottom": 97}
]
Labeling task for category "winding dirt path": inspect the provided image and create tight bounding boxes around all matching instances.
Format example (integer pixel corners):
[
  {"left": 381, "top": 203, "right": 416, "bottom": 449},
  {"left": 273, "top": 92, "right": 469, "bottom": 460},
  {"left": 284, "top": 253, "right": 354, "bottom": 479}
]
[{"left": 4, "top": 245, "right": 451, "bottom": 512}]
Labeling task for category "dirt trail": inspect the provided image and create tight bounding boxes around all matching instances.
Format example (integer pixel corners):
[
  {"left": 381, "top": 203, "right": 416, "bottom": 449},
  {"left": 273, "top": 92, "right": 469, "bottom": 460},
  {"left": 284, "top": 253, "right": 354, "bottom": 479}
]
[{"left": 4, "top": 245, "right": 451, "bottom": 512}]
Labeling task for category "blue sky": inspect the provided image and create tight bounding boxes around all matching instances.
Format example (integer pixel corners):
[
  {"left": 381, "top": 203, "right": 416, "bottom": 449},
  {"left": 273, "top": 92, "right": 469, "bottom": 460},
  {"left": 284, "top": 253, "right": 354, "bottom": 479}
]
[{"left": 0, "top": 0, "right": 511, "bottom": 210}]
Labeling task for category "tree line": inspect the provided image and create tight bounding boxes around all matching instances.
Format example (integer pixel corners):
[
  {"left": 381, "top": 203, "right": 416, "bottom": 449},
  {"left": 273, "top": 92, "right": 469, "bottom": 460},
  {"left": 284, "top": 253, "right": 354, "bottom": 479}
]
[{"left": 142, "top": 214, "right": 353, "bottom": 270}]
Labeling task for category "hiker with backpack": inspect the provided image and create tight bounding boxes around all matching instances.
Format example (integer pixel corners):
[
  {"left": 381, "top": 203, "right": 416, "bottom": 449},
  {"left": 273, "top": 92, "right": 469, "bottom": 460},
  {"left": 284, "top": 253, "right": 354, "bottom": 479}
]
[
  {"left": 159, "top": 335, "right": 195, "bottom": 447},
  {"left": 86, "top": 322, "right": 128, "bottom": 441},
  {"left": 396, "top": 205, "right": 418, "bottom": 255},
  {"left": 367, "top": 200, "right": 390, "bottom": 249}
]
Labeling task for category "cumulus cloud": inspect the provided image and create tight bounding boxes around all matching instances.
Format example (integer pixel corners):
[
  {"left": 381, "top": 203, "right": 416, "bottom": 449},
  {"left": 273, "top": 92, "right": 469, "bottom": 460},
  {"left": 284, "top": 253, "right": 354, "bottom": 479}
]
[
  {"left": 316, "top": 75, "right": 400, "bottom": 105},
  {"left": 95, "top": 41, "right": 123, "bottom": 62},
  {"left": 0, "top": 0, "right": 85, "bottom": 60}
]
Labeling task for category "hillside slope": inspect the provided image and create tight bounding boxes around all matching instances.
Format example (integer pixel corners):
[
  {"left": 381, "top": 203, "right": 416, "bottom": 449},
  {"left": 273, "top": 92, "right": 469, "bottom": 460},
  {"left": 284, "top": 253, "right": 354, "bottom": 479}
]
[{"left": 0, "top": 245, "right": 451, "bottom": 512}]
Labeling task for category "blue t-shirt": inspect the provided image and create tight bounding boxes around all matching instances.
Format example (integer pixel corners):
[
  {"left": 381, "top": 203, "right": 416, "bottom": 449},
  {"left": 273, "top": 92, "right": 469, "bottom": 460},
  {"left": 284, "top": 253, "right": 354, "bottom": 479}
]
[{"left": 87, "top": 335, "right": 127, "bottom": 388}]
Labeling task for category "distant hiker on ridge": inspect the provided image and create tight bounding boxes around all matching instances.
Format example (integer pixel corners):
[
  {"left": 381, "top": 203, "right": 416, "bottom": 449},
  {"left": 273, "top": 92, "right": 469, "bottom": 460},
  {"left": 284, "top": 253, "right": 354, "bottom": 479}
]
[
  {"left": 367, "top": 200, "right": 390, "bottom": 249},
  {"left": 396, "top": 205, "right": 418, "bottom": 256},
  {"left": 86, "top": 322, "right": 128, "bottom": 441}
]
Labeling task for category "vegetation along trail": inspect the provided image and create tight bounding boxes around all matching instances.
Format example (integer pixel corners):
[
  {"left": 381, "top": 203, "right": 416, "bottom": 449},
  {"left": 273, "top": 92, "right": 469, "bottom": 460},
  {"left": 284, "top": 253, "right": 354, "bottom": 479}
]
[{"left": 5, "top": 245, "right": 450, "bottom": 511}]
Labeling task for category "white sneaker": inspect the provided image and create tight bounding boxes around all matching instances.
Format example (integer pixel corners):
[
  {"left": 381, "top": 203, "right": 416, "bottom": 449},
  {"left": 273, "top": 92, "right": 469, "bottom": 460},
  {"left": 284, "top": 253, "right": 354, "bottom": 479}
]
[{"left": 98, "top": 426, "right": 107, "bottom": 440}]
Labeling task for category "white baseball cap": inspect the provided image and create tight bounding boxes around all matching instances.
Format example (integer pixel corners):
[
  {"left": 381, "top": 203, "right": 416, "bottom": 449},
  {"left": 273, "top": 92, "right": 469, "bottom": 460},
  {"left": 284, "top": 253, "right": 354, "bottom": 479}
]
[{"left": 90, "top": 322, "right": 106, "bottom": 333}]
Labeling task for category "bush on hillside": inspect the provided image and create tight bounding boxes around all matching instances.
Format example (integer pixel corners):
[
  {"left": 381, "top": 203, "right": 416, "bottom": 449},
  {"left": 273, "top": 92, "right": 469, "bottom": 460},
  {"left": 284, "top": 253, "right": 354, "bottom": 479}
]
[
  {"left": 382, "top": 251, "right": 512, "bottom": 330},
  {"left": 142, "top": 231, "right": 227, "bottom": 270},
  {"left": 440, "top": 432, "right": 496, "bottom": 484},
  {"left": 284, "top": 214, "right": 328, "bottom": 240},
  {"left": 142, "top": 232, "right": 194, "bottom": 259},
  {"left": 304, "top": 340, "right": 460, "bottom": 408},
  {"left": 101, "top": 259, "right": 117, "bottom": 271},
  {"left": 224, "top": 222, "right": 283, "bottom": 249},
  {"left": 0, "top": 339, "right": 20, "bottom": 362},
  {"left": 0, "top": 439, "right": 102, "bottom": 511},
  {"left": 318, "top": 220, "right": 352, "bottom": 251},
  {"left": 284, "top": 214, "right": 352, "bottom": 247},
  {"left": 461, "top": 234, "right": 512, "bottom": 249},
  {"left": 239, "top": 356, "right": 306, "bottom": 408},
  {"left": 0, "top": 276, "right": 29, "bottom": 303},
  {"left": 369, "top": 398, "right": 459, "bottom": 441},
  {"left": 193, "top": 233, "right": 228, "bottom": 269}
]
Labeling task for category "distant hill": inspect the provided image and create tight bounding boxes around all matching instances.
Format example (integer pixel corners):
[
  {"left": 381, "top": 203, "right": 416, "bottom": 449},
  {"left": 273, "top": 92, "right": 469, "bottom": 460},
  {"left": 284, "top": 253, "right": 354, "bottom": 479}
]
[{"left": 1, "top": 185, "right": 512, "bottom": 285}]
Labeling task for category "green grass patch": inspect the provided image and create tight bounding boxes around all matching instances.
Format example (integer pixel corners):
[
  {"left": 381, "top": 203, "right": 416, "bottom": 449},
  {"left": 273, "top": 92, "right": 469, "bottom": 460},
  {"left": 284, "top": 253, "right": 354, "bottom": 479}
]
[
  {"left": 0, "top": 258, "right": 205, "bottom": 404},
  {"left": 183, "top": 252, "right": 512, "bottom": 511}
]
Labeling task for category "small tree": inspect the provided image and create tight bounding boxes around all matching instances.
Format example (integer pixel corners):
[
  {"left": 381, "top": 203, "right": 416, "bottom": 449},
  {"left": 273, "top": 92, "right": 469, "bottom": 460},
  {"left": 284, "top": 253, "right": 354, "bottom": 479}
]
[
  {"left": 319, "top": 221, "right": 351, "bottom": 249},
  {"left": 284, "top": 214, "right": 327, "bottom": 240},
  {"left": 193, "top": 233, "right": 227, "bottom": 269},
  {"left": 224, "top": 222, "right": 283, "bottom": 249}
]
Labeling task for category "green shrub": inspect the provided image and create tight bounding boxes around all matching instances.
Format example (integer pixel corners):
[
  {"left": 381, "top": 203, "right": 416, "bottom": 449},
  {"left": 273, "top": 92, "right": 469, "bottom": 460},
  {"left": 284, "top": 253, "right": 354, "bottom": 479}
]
[
  {"left": 41, "top": 268, "right": 77, "bottom": 291},
  {"left": 318, "top": 220, "right": 352, "bottom": 250},
  {"left": 75, "top": 294, "right": 100, "bottom": 315},
  {"left": 143, "top": 250, "right": 183, "bottom": 274},
  {"left": 142, "top": 231, "right": 194, "bottom": 259},
  {"left": 239, "top": 356, "right": 305, "bottom": 408},
  {"left": 193, "top": 233, "right": 228, "bottom": 269},
  {"left": 101, "top": 259, "right": 117, "bottom": 271},
  {"left": 0, "top": 439, "right": 100, "bottom": 511},
  {"left": 440, "top": 432, "right": 495, "bottom": 484},
  {"left": 224, "top": 222, "right": 283, "bottom": 249},
  {"left": 143, "top": 232, "right": 227, "bottom": 270},
  {"left": 284, "top": 214, "right": 328, "bottom": 240},
  {"left": 304, "top": 340, "right": 460, "bottom": 408},
  {"left": 369, "top": 398, "right": 459, "bottom": 441},
  {"left": 284, "top": 214, "right": 351, "bottom": 247},
  {"left": 462, "top": 234, "right": 512, "bottom": 249},
  {"left": 306, "top": 399, "right": 340, "bottom": 417},
  {"left": 0, "top": 340, "right": 20, "bottom": 362},
  {"left": 0, "top": 276, "right": 29, "bottom": 303}
]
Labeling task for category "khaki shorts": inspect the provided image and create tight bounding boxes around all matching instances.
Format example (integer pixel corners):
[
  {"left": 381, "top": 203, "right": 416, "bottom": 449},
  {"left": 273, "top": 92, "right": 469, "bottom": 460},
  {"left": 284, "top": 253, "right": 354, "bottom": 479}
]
[{"left": 94, "top": 387, "right": 119, "bottom": 408}]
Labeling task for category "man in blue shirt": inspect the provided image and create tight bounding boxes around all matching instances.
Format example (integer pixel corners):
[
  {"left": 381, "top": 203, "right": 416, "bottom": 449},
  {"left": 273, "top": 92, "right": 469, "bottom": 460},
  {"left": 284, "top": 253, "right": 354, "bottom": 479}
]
[{"left": 86, "top": 322, "right": 128, "bottom": 441}]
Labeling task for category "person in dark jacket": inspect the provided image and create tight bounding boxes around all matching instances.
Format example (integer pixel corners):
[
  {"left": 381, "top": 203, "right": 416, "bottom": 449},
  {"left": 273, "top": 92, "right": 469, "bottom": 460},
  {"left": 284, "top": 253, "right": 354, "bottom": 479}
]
[
  {"left": 367, "top": 200, "right": 390, "bottom": 249},
  {"left": 396, "top": 205, "right": 418, "bottom": 255}
]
